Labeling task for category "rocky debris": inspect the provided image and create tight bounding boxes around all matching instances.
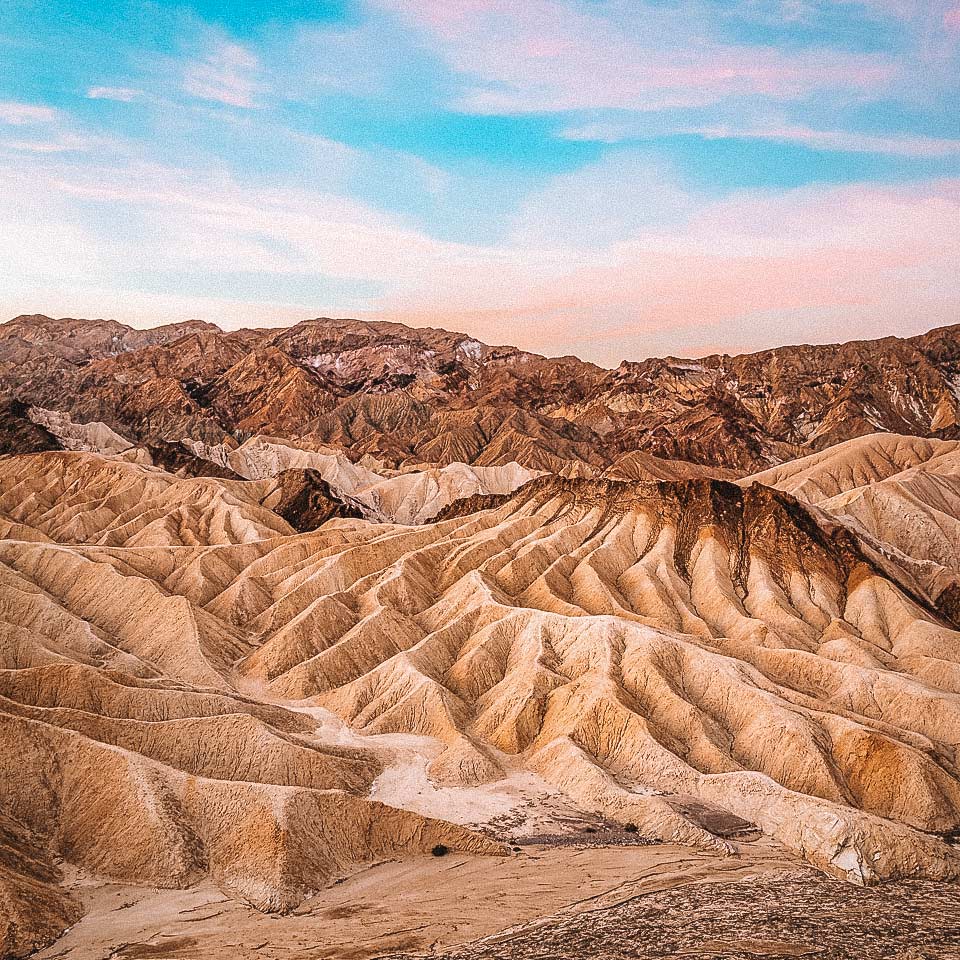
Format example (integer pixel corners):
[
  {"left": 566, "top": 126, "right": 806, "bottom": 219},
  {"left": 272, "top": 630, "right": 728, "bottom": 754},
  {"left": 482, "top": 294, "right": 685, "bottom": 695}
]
[{"left": 383, "top": 873, "right": 960, "bottom": 960}]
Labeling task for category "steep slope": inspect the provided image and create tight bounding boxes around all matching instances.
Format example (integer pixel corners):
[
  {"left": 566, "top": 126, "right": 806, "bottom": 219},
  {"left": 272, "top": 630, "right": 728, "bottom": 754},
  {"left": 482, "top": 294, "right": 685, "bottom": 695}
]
[
  {"left": 604, "top": 450, "right": 738, "bottom": 482},
  {"left": 264, "top": 469, "right": 365, "bottom": 532},
  {"left": 6, "top": 314, "right": 960, "bottom": 474},
  {"left": 228, "top": 474, "right": 960, "bottom": 886},
  {"left": 0, "top": 452, "right": 505, "bottom": 957},
  {"left": 745, "top": 433, "right": 960, "bottom": 502},
  {"left": 746, "top": 434, "right": 960, "bottom": 618},
  {"left": 0, "top": 452, "right": 295, "bottom": 546},
  {"left": 3, "top": 450, "right": 960, "bottom": 958},
  {"left": 0, "top": 400, "right": 60, "bottom": 456}
]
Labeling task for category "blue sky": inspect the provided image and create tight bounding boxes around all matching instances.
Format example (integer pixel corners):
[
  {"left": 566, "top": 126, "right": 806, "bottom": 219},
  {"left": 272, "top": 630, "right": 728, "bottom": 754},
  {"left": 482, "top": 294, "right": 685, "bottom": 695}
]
[{"left": 1, "top": 0, "right": 959, "bottom": 364}]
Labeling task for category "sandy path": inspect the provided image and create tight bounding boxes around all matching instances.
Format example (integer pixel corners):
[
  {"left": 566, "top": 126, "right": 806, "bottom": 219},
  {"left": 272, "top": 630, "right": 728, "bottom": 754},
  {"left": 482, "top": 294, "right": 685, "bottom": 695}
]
[{"left": 37, "top": 841, "right": 798, "bottom": 960}]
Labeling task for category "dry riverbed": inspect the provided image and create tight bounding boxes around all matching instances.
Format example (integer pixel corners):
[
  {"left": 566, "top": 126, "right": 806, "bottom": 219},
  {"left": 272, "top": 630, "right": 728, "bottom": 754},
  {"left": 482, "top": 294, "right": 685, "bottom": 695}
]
[{"left": 34, "top": 838, "right": 960, "bottom": 960}]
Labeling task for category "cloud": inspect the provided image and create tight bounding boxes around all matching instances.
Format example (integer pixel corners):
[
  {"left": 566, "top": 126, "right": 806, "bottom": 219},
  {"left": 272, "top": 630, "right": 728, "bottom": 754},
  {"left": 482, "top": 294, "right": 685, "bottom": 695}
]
[
  {"left": 945, "top": 5, "right": 960, "bottom": 30},
  {"left": 5, "top": 144, "right": 959, "bottom": 364},
  {"left": 0, "top": 152, "right": 541, "bottom": 310},
  {"left": 560, "top": 120, "right": 960, "bottom": 157},
  {"left": 0, "top": 101, "right": 57, "bottom": 125},
  {"left": 183, "top": 41, "right": 260, "bottom": 108},
  {"left": 858, "top": 0, "right": 960, "bottom": 24},
  {"left": 372, "top": 178, "right": 960, "bottom": 363},
  {"left": 0, "top": 100, "right": 120, "bottom": 155},
  {"left": 506, "top": 150, "right": 698, "bottom": 247},
  {"left": 372, "top": 0, "right": 898, "bottom": 113},
  {"left": 0, "top": 134, "right": 108, "bottom": 154},
  {"left": 86, "top": 86, "right": 144, "bottom": 102}
]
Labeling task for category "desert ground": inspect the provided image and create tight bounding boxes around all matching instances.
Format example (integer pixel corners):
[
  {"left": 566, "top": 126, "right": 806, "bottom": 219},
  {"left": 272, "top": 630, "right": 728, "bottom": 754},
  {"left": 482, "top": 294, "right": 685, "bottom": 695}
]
[
  {"left": 5, "top": 318, "right": 960, "bottom": 959},
  {"left": 38, "top": 842, "right": 960, "bottom": 960}
]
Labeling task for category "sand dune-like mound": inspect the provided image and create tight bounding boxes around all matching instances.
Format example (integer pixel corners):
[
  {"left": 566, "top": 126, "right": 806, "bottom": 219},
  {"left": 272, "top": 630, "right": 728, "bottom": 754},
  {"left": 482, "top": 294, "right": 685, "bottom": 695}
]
[
  {"left": 205, "top": 435, "right": 545, "bottom": 523},
  {"left": 603, "top": 450, "right": 736, "bottom": 482},
  {"left": 229, "top": 476, "right": 960, "bottom": 881},
  {"left": 0, "top": 497, "right": 504, "bottom": 953},
  {"left": 0, "top": 451, "right": 294, "bottom": 545},
  {"left": 745, "top": 433, "right": 960, "bottom": 503},
  {"left": 3, "top": 450, "right": 960, "bottom": 954}
]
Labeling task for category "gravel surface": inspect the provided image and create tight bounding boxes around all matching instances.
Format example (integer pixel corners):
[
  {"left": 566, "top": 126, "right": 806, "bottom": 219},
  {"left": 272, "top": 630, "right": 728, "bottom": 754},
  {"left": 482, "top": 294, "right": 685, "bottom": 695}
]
[{"left": 382, "top": 873, "right": 960, "bottom": 960}]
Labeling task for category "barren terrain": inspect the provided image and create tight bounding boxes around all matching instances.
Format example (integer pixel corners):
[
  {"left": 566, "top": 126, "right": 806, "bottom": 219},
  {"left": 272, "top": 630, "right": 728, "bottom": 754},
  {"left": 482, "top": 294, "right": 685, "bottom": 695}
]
[{"left": 3, "top": 316, "right": 960, "bottom": 958}]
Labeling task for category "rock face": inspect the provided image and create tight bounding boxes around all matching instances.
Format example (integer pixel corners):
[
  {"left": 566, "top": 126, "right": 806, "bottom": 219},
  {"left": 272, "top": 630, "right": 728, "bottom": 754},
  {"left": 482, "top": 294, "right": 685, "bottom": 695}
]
[
  {"left": 5, "top": 315, "right": 960, "bottom": 956},
  {"left": 2, "top": 442, "right": 960, "bottom": 953},
  {"left": 6, "top": 314, "right": 960, "bottom": 474},
  {"left": 264, "top": 469, "right": 365, "bottom": 531},
  {"left": 0, "top": 400, "right": 60, "bottom": 456}
]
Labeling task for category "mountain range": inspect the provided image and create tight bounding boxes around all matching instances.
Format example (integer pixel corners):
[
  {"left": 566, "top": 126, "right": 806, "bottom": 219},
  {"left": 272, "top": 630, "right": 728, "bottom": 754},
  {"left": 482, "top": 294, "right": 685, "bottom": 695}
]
[
  {"left": 2, "top": 314, "right": 960, "bottom": 958},
  {"left": 5, "top": 314, "right": 960, "bottom": 477}
]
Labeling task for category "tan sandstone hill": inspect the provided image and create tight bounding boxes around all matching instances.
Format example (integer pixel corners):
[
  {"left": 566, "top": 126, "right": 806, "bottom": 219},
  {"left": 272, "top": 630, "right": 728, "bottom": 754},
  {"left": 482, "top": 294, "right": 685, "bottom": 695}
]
[
  {"left": 2, "top": 449, "right": 960, "bottom": 955},
  {"left": 746, "top": 433, "right": 960, "bottom": 623}
]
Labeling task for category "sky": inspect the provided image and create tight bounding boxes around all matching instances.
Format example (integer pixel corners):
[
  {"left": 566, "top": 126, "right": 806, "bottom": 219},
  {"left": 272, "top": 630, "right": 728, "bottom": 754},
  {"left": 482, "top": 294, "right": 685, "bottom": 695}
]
[{"left": 1, "top": 0, "right": 959, "bottom": 366}]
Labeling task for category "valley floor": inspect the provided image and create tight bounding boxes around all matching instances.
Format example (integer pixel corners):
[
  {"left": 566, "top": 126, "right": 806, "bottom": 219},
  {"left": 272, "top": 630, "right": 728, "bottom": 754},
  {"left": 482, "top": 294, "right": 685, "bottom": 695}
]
[{"left": 37, "top": 842, "right": 960, "bottom": 960}]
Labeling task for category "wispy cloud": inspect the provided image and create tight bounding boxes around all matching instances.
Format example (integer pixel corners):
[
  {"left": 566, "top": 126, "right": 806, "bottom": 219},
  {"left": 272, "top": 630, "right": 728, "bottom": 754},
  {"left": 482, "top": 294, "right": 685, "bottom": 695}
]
[
  {"left": 183, "top": 41, "right": 260, "bottom": 108},
  {"left": 0, "top": 134, "right": 107, "bottom": 154},
  {"left": 0, "top": 101, "right": 57, "bottom": 125},
  {"left": 374, "top": 0, "right": 897, "bottom": 113},
  {"left": 374, "top": 178, "right": 960, "bottom": 362},
  {"left": 86, "top": 86, "right": 144, "bottom": 102},
  {"left": 561, "top": 120, "right": 960, "bottom": 158},
  {"left": 0, "top": 100, "right": 120, "bottom": 155},
  {"left": 3, "top": 138, "right": 958, "bottom": 363}
]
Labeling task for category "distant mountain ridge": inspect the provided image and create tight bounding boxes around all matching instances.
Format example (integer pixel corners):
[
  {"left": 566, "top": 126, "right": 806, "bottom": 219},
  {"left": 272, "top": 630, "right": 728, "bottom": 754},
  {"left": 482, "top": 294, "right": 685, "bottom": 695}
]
[{"left": 2, "top": 313, "right": 960, "bottom": 473}]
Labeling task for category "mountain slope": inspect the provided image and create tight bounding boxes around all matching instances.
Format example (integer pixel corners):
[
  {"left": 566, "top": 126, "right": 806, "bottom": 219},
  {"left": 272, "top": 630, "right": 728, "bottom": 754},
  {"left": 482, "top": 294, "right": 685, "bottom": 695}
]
[
  {"left": 5, "top": 315, "right": 960, "bottom": 474},
  {"left": 3, "top": 450, "right": 960, "bottom": 955},
  {"left": 6, "top": 317, "right": 960, "bottom": 955}
]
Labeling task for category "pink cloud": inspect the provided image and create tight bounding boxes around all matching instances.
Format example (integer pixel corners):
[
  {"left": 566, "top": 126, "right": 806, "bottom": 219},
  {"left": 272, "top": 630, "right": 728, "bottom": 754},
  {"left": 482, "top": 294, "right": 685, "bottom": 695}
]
[
  {"left": 5, "top": 142, "right": 959, "bottom": 366},
  {"left": 373, "top": 0, "right": 897, "bottom": 112},
  {"left": 945, "top": 5, "right": 960, "bottom": 30},
  {"left": 373, "top": 180, "right": 960, "bottom": 364},
  {"left": 560, "top": 120, "right": 960, "bottom": 157},
  {"left": 183, "top": 42, "right": 260, "bottom": 108}
]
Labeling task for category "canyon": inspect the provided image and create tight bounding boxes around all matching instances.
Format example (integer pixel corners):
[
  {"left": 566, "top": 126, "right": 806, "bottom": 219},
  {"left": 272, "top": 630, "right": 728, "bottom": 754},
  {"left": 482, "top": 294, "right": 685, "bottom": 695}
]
[{"left": 2, "top": 316, "right": 960, "bottom": 959}]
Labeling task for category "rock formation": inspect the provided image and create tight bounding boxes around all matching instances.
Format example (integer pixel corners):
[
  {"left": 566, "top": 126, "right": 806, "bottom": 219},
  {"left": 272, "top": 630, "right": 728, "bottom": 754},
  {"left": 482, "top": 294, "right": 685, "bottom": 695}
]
[
  {"left": 3, "top": 438, "right": 960, "bottom": 954},
  {"left": 6, "top": 314, "right": 960, "bottom": 475},
  {"left": 4, "top": 314, "right": 960, "bottom": 957}
]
